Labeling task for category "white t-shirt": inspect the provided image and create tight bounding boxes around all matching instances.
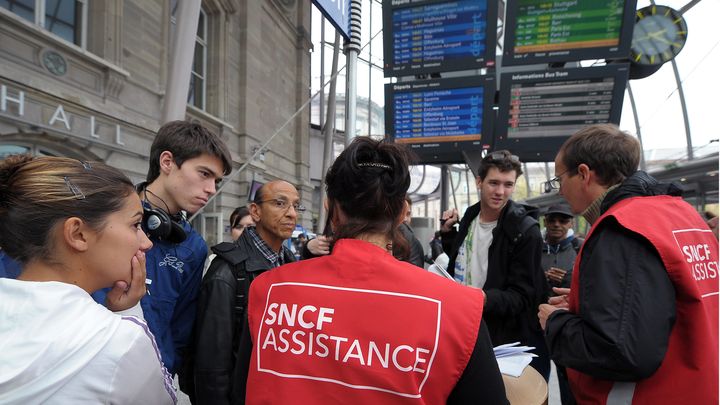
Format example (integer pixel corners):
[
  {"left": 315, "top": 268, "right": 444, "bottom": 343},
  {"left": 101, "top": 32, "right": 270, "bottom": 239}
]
[
  {"left": 454, "top": 216, "right": 497, "bottom": 288},
  {"left": 0, "top": 279, "right": 176, "bottom": 404}
]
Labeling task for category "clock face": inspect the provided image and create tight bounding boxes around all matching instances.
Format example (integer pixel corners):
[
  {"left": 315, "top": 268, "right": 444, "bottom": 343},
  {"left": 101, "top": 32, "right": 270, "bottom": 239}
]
[{"left": 630, "top": 5, "right": 687, "bottom": 66}]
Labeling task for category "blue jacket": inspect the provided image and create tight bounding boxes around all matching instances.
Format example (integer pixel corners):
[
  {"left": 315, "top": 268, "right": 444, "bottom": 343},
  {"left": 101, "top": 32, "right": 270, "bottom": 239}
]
[
  {"left": 93, "top": 215, "right": 208, "bottom": 375},
  {"left": 0, "top": 251, "right": 21, "bottom": 279}
]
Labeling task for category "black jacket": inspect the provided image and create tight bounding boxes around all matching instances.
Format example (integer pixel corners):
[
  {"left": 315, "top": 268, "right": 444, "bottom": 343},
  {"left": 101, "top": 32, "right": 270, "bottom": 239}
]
[
  {"left": 191, "top": 230, "right": 295, "bottom": 405},
  {"left": 545, "top": 171, "right": 680, "bottom": 381},
  {"left": 441, "top": 200, "right": 548, "bottom": 346},
  {"left": 396, "top": 223, "right": 426, "bottom": 268}
]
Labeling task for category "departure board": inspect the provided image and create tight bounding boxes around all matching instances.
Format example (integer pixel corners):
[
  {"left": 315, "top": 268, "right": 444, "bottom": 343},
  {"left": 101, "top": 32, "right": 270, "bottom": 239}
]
[
  {"left": 503, "top": 0, "right": 637, "bottom": 65},
  {"left": 386, "top": 75, "right": 495, "bottom": 164},
  {"left": 507, "top": 76, "right": 614, "bottom": 138},
  {"left": 494, "top": 64, "right": 629, "bottom": 162},
  {"left": 394, "top": 87, "right": 484, "bottom": 143},
  {"left": 383, "top": 0, "right": 497, "bottom": 77}
]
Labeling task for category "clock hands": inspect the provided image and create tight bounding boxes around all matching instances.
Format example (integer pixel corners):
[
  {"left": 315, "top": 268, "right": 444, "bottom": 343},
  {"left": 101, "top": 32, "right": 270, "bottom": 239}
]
[{"left": 634, "top": 28, "right": 666, "bottom": 43}]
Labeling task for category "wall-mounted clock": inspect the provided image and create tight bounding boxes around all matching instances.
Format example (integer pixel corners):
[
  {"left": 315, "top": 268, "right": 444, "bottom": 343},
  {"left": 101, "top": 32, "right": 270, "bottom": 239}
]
[{"left": 630, "top": 5, "right": 688, "bottom": 66}]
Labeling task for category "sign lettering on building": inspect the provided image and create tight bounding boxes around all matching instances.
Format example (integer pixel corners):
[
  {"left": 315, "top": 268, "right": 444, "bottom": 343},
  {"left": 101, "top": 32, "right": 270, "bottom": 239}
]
[{"left": 0, "top": 83, "right": 127, "bottom": 146}]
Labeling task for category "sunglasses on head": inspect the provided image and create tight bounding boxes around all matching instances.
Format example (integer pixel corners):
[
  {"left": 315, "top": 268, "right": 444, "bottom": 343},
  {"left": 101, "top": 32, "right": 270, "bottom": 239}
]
[{"left": 487, "top": 152, "right": 520, "bottom": 164}]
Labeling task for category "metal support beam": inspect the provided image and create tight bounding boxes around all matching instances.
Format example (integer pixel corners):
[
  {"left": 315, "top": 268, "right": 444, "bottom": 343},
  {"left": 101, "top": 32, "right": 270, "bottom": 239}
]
[
  {"left": 344, "top": 0, "right": 362, "bottom": 145},
  {"left": 440, "top": 165, "right": 449, "bottom": 213},
  {"left": 318, "top": 32, "right": 341, "bottom": 233},
  {"left": 627, "top": 83, "right": 647, "bottom": 170},
  {"left": 162, "top": 0, "right": 202, "bottom": 122},
  {"left": 671, "top": 58, "right": 694, "bottom": 160}
]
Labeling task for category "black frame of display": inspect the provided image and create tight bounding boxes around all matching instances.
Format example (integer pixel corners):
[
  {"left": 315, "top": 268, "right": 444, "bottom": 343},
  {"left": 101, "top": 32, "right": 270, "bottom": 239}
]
[
  {"left": 382, "top": 0, "right": 498, "bottom": 77},
  {"left": 385, "top": 75, "right": 496, "bottom": 164},
  {"left": 502, "top": 0, "right": 637, "bottom": 66},
  {"left": 494, "top": 64, "right": 630, "bottom": 162}
]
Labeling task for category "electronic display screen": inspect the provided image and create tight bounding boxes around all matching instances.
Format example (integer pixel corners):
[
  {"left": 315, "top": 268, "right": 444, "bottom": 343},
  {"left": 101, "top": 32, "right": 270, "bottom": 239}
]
[
  {"left": 383, "top": 0, "right": 497, "bottom": 77},
  {"left": 494, "top": 64, "right": 629, "bottom": 162},
  {"left": 385, "top": 75, "right": 495, "bottom": 164},
  {"left": 502, "top": 0, "right": 637, "bottom": 66}
]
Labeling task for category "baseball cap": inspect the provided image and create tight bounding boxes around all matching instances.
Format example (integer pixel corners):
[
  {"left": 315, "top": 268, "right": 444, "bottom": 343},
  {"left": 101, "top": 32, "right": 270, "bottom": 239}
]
[{"left": 544, "top": 203, "right": 573, "bottom": 218}]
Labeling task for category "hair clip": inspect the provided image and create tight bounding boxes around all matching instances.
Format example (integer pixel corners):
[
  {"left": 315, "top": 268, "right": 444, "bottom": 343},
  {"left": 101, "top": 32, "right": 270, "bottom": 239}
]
[
  {"left": 81, "top": 161, "right": 92, "bottom": 170},
  {"left": 358, "top": 162, "right": 392, "bottom": 170},
  {"left": 64, "top": 176, "right": 85, "bottom": 200}
]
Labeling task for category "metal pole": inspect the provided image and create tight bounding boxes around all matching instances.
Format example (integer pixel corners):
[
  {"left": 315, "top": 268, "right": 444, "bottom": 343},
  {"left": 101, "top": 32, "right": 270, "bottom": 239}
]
[
  {"left": 440, "top": 165, "right": 449, "bottom": 214},
  {"left": 522, "top": 162, "right": 531, "bottom": 198},
  {"left": 465, "top": 166, "right": 471, "bottom": 206},
  {"left": 671, "top": 58, "right": 694, "bottom": 160},
  {"left": 679, "top": 0, "right": 702, "bottom": 15},
  {"left": 544, "top": 162, "right": 551, "bottom": 181},
  {"left": 627, "top": 83, "right": 647, "bottom": 170},
  {"left": 367, "top": 0, "right": 373, "bottom": 137},
  {"left": 344, "top": 0, "right": 362, "bottom": 146},
  {"left": 319, "top": 18, "right": 325, "bottom": 125},
  {"left": 162, "top": 0, "right": 202, "bottom": 122},
  {"left": 449, "top": 167, "right": 458, "bottom": 210},
  {"left": 318, "top": 32, "right": 341, "bottom": 232}
]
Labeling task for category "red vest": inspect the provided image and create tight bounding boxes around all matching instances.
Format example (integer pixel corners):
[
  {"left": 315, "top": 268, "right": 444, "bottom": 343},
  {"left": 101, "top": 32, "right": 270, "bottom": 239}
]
[
  {"left": 245, "top": 239, "right": 485, "bottom": 404},
  {"left": 567, "top": 196, "right": 719, "bottom": 405}
]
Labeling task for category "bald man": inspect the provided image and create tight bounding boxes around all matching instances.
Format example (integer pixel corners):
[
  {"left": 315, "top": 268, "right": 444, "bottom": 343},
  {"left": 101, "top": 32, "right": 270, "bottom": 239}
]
[{"left": 192, "top": 180, "right": 301, "bottom": 404}]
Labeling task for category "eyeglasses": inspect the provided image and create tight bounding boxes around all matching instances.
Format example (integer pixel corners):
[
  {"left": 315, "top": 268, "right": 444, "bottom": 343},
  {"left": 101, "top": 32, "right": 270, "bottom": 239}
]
[
  {"left": 487, "top": 152, "right": 520, "bottom": 164},
  {"left": 257, "top": 198, "right": 306, "bottom": 213},
  {"left": 545, "top": 166, "right": 579, "bottom": 193},
  {"left": 232, "top": 223, "right": 247, "bottom": 230}
]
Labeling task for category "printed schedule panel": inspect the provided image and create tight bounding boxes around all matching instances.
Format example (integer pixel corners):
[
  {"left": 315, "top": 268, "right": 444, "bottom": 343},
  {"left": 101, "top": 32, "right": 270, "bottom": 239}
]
[
  {"left": 502, "top": 0, "right": 637, "bottom": 66},
  {"left": 385, "top": 75, "right": 495, "bottom": 164},
  {"left": 383, "top": 0, "right": 497, "bottom": 77},
  {"left": 494, "top": 64, "right": 629, "bottom": 162}
]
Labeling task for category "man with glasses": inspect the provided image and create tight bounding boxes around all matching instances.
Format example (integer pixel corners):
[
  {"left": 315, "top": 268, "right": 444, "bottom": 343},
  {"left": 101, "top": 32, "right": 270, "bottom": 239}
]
[
  {"left": 191, "top": 180, "right": 300, "bottom": 404},
  {"left": 538, "top": 124, "right": 718, "bottom": 404},
  {"left": 440, "top": 150, "right": 550, "bottom": 380}
]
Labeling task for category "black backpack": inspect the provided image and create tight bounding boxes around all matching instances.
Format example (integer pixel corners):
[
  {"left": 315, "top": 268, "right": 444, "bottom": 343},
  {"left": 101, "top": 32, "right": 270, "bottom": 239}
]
[{"left": 178, "top": 242, "right": 255, "bottom": 401}]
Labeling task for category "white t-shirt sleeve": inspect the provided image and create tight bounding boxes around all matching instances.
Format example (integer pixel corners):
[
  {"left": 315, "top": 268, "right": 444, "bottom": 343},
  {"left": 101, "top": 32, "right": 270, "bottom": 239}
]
[{"left": 107, "top": 318, "right": 177, "bottom": 404}]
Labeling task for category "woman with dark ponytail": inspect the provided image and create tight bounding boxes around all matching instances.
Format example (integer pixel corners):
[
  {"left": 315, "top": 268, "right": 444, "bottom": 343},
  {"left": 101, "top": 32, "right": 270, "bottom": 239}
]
[
  {"left": 0, "top": 155, "right": 176, "bottom": 404},
  {"left": 235, "top": 138, "right": 507, "bottom": 404}
]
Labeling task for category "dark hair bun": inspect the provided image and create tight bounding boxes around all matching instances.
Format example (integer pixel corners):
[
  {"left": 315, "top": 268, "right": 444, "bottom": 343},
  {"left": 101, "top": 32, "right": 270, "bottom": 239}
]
[{"left": 325, "top": 137, "right": 413, "bottom": 241}]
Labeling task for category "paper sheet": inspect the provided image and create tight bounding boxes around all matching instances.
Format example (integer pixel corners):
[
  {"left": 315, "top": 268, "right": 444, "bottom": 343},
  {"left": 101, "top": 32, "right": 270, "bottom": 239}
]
[{"left": 494, "top": 342, "right": 537, "bottom": 377}]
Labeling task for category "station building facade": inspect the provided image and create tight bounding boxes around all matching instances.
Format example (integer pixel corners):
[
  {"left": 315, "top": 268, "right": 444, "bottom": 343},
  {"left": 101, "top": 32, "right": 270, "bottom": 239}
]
[{"left": 0, "top": 0, "right": 313, "bottom": 246}]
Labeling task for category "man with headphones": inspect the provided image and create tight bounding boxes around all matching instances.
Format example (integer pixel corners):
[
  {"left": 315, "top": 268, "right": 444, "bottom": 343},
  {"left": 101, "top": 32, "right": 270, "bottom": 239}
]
[{"left": 93, "top": 121, "right": 232, "bottom": 388}]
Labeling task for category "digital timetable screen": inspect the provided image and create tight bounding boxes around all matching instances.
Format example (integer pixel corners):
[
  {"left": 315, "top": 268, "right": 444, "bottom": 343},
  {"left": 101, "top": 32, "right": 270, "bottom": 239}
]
[
  {"left": 382, "top": 0, "right": 497, "bottom": 77},
  {"left": 502, "top": 0, "right": 637, "bottom": 66},
  {"left": 494, "top": 64, "right": 629, "bottom": 162},
  {"left": 385, "top": 75, "right": 495, "bottom": 164}
]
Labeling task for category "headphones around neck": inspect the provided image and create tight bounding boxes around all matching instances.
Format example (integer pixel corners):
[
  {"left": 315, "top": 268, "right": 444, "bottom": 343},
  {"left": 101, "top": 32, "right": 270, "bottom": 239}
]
[{"left": 137, "top": 183, "right": 188, "bottom": 244}]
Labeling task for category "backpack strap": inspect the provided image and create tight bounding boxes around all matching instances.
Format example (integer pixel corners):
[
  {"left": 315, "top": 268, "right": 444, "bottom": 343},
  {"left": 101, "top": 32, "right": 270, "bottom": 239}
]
[
  {"left": 211, "top": 242, "right": 252, "bottom": 340},
  {"left": 571, "top": 237, "right": 583, "bottom": 253},
  {"left": 212, "top": 242, "right": 246, "bottom": 264},
  {"left": 509, "top": 215, "right": 538, "bottom": 245}
]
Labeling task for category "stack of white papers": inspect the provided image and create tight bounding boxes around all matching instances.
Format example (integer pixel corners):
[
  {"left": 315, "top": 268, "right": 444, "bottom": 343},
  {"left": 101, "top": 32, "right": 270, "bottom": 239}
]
[{"left": 494, "top": 342, "right": 537, "bottom": 377}]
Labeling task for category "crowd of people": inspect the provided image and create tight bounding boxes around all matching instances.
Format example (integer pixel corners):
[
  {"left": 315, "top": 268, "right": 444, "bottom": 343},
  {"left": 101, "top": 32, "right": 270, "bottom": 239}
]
[{"left": 0, "top": 122, "right": 717, "bottom": 404}]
